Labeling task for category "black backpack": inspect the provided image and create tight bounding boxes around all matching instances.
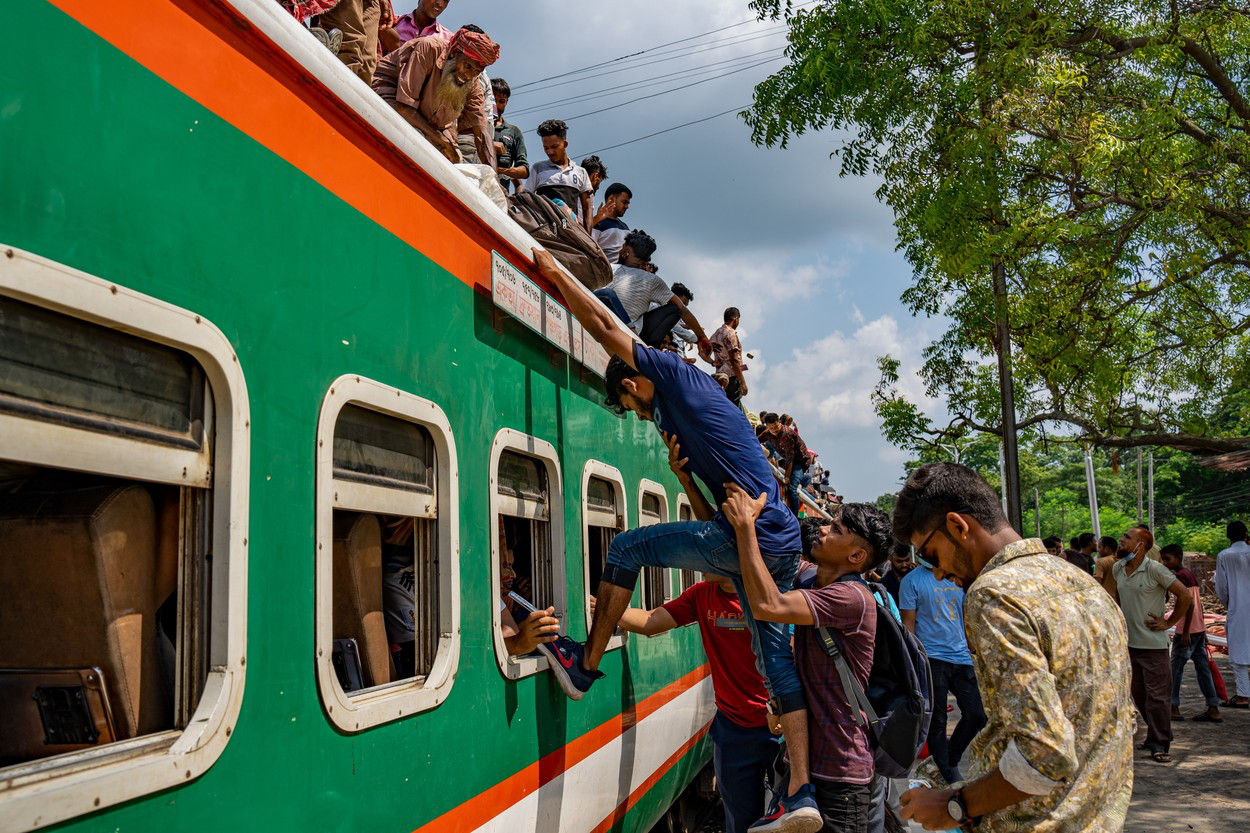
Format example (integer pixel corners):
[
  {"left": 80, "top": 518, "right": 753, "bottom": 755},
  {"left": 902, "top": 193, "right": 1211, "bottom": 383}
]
[{"left": 817, "top": 581, "right": 934, "bottom": 778}]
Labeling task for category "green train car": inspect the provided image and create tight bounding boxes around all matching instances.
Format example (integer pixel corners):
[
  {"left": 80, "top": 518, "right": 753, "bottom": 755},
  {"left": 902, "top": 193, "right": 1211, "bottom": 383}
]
[{"left": 0, "top": 1, "right": 717, "bottom": 831}]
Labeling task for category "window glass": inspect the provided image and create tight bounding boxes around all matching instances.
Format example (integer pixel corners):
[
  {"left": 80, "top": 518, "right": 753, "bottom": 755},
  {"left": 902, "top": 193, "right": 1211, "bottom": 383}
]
[
  {"left": 333, "top": 403, "right": 434, "bottom": 492},
  {"left": 498, "top": 450, "right": 548, "bottom": 505},
  {"left": 587, "top": 476, "right": 616, "bottom": 512},
  {"left": 641, "top": 492, "right": 662, "bottom": 518},
  {"left": 0, "top": 296, "right": 203, "bottom": 445}
]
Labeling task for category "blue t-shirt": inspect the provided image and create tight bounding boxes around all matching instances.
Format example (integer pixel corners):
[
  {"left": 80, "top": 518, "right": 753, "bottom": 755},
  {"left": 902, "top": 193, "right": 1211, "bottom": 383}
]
[
  {"left": 897, "top": 565, "right": 972, "bottom": 665},
  {"left": 633, "top": 345, "right": 800, "bottom": 555}
]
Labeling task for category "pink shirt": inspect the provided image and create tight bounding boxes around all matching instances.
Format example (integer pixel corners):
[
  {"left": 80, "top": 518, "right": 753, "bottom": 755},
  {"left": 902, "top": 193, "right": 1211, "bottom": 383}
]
[{"left": 390, "top": 14, "right": 451, "bottom": 49}]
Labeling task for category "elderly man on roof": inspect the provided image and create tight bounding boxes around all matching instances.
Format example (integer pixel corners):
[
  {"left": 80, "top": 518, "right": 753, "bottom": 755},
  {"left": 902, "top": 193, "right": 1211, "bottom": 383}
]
[{"left": 371, "top": 27, "right": 499, "bottom": 167}]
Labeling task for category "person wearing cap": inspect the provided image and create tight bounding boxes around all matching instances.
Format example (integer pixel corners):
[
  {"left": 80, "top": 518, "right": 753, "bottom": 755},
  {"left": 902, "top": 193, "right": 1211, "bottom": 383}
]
[
  {"left": 371, "top": 27, "right": 499, "bottom": 166},
  {"left": 530, "top": 246, "right": 821, "bottom": 833}
]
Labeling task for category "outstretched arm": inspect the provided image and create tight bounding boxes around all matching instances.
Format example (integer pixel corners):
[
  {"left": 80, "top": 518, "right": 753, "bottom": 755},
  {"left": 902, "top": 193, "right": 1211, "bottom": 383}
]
[
  {"left": 533, "top": 248, "right": 636, "bottom": 367},
  {"left": 670, "top": 296, "right": 714, "bottom": 363},
  {"left": 722, "top": 483, "right": 813, "bottom": 625}
]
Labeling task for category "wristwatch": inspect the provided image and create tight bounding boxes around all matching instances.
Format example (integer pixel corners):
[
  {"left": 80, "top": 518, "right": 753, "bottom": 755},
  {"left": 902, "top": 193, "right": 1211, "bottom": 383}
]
[{"left": 947, "top": 789, "right": 976, "bottom": 828}]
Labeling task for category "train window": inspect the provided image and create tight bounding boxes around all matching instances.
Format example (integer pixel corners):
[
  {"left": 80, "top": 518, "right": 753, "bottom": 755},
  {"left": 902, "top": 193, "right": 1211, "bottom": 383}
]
[
  {"left": 675, "top": 495, "right": 699, "bottom": 593},
  {"left": 489, "top": 432, "right": 566, "bottom": 680},
  {"left": 316, "top": 376, "right": 460, "bottom": 732},
  {"left": 0, "top": 250, "right": 247, "bottom": 831},
  {"left": 638, "top": 481, "right": 670, "bottom": 609},
  {"left": 582, "top": 461, "right": 627, "bottom": 651}
]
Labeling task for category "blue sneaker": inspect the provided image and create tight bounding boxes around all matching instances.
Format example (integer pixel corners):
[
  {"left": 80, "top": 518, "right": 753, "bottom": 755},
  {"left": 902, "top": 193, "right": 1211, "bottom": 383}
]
[
  {"left": 749, "top": 783, "right": 822, "bottom": 833},
  {"left": 539, "top": 637, "right": 603, "bottom": 701}
]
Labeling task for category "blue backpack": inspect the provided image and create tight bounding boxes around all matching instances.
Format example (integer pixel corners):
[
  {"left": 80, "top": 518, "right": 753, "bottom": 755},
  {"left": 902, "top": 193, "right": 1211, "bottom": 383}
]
[{"left": 817, "top": 580, "right": 934, "bottom": 778}]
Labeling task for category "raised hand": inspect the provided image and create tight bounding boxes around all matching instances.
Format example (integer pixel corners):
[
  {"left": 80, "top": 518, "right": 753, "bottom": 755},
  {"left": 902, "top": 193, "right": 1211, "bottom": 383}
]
[
  {"left": 721, "top": 482, "right": 766, "bottom": 531},
  {"left": 663, "top": 431, "right": 689, "bottom": 477}
]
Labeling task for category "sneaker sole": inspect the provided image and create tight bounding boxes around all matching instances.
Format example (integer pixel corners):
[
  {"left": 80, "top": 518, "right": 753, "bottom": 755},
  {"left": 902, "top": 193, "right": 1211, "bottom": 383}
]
[
  {"left": 538, "top": 645, "right": 586, "bottom": 701},
  {"left": 750, "top": 807, "right": 823, "bottom": 833}
]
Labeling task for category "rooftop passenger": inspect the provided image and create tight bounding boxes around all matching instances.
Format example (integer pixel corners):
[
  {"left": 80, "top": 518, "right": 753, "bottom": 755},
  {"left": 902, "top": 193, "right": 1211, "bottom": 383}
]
[
  {"left": 762, "top": 413, "right": 811, "bottom": 515},
  {"left": 580, "top": 155, "right": 608, "bottom": 197},
  {"left": 371, "top": 27, "right": 499, "bottom": 166},
  {"left": 710, "top": 307, "right": 748, "bottom": 406},
  {"left": 529, "top": 246, "right": 817, "bottom": 833},
  {"left": 453, "top": 25, "right": 497, "bottom": 165},
  {"left": 523, "top": 120, "right": 594, "bottom": 232},
  {"left": 380, "top": 0, "right": 451, "bottom": 54},
  {"left": 592, "top": 231, "right": 713, "bottom": 360},
  {"left": 490, "top": 78, "right": 529, "bottom": 193},
  {"left": 315, "top": 0, "right": 396, "bottom": 83},
  {"left": 591, "top": 183, "right": 633, "bottom": 264}
]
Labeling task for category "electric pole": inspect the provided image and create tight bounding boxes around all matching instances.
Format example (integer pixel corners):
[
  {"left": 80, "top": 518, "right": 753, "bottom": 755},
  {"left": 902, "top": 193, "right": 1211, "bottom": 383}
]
[
  {"left": 1084, "top": 447, "right": 1101, "bottom": 539},
  {"left": 1148, "top": 451, "right": 1155, "bottom": 530},
  {"left": 1136, "top": 450, "right": 1144, "bottom": 524},
  {"left": 1034, "top": 487, "right": 1041, "bottom": 538},
  {"left": 992, "top": 256, "right": 1022, "bottom": 532}
]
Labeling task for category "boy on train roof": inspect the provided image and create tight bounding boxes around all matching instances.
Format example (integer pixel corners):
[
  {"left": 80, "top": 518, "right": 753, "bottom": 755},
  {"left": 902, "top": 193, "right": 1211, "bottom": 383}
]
[{"left": 531, "top": 247, "right": 821, "bottom": 833}]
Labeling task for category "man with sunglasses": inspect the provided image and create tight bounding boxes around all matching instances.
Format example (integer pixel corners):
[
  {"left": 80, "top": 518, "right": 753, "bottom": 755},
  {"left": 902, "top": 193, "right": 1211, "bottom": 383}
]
[{"left": 892, "top": 463, "right": 1132, "bottom": 833}]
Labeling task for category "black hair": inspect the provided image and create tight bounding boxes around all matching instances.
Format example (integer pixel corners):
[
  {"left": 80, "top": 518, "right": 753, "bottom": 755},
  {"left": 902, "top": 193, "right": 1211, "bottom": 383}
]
[
  {"left": 604, "top": 182, "right": 632, "bottom": 200},
  {"left": 1069, "top": 536, "right": 1079, "bottom": 549},
  {"left": 892, "top": 462, "right": 1010, "bottom": 545},
  {"left": 1228, "top": 520, "right": 1248, "bottom": 542},
  {"left": 755, "top": 423, "right": 767, "bottom": 438},
  {"left": 763, "top": 413, "right": 780, "bottom": 425},
  {"left": 1077, "top": 532, "right": 1095, "bottom": 549},
  {"left": 724, "top": 306, "right": 740, "bottom": 323},
  {"left": 603, "top": 356, "right": 643, "bottom": 414},
  {"left": 537, "top": 119, "right": 568, "bottom": 139},
  {"left": 1159, "top": 543, "right": 1184, "bottom": 560},
  {"left": 491, "top": 77, "right": 511, "bottom": 97},
  {"left": 671, "top": 282, "right": 693, "bottom": 303},
  {"left": 622, "top": 229, "right": 657, "bottom": 261},
  {"left": 1100, "top": 535, "right": 1118, "bottom": 550},
  {"left": 800, "top": 506, "right": 894, "bottom": 572},
  {"left": 580, "top": 155, "right": 607, "bottom": 178},
  {"left": 840, "top": 503, "right": 895, "bottom": 572},
  {"left": 1043, "top": 536, "right": 1062, "bottom": 549},
  {"left": 459, "top": 23, "right": 486, "bottom": 34}
]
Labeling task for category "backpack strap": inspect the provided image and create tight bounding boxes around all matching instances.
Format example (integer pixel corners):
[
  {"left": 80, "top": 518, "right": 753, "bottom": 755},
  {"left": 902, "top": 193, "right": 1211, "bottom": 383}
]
[{"left": 816, "top": 626, "right": 880, "bottom": 730}]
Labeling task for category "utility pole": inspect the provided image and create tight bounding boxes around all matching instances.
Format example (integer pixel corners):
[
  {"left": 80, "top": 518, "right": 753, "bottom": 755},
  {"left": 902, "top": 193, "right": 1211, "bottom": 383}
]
[
  {"left": 1084, "top": 447, "right": 1101, "bottom": 539},
  {"left": 1148, "top": 451, "right": 1155, "bottom": 530},
  {"left": 1060, "top": 505, "right": 1067, "bottom": 539},
  {"left": 998, "top": 443, "right": 1009, "bottom": 518},
  {"left": 1033, "top": 487, "right": 1041, "bottom": 538},
  {"left": 992, "top": 256, "right": 1023, "bottom": 532},
  {"left": 1136, "top": 450, "right": 1144, "bottom": 524}
]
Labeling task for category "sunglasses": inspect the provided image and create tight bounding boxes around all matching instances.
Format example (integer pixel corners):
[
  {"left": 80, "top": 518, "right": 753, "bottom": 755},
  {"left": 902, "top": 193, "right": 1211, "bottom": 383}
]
[{"left": 915, "top": 526, "right": 942, "bottom": 569}]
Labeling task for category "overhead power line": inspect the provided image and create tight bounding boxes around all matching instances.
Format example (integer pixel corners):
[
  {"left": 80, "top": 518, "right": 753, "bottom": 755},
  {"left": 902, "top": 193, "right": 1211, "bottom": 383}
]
[
  {"left": 574, "top": 104, "right": 749, "bottom": 157},
  {"left": 519, "top": 28, "right": 789, "bottom": 96},
  {"left": 508, "top": 47, "right": 783, "bottom": 118},
  {"left": 511, "top": 0, "right": 817, "bottom": 91}
]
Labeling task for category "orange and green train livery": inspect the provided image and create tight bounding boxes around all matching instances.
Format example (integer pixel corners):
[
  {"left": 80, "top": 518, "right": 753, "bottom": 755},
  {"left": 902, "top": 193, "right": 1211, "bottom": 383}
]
[{"left": 0, "top": 1, "right": 716, "bottom": 831}]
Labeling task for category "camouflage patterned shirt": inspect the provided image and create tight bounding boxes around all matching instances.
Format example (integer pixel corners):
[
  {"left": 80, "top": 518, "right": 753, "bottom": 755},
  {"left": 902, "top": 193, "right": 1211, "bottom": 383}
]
[{"left": 963, "top": 538, "right": 1134, "bottom": 833}]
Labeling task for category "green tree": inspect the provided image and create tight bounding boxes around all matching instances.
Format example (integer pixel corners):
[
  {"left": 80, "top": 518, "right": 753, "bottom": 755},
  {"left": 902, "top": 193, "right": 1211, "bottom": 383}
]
[{"left": 749, "top": 0, "right": 1250, "bottom": 455}]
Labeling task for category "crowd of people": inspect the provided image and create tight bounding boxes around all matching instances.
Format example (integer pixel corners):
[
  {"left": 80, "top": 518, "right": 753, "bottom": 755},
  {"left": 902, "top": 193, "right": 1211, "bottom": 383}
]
[{"left": 278, "top": 5, "right": 1250, "bottom": 831}]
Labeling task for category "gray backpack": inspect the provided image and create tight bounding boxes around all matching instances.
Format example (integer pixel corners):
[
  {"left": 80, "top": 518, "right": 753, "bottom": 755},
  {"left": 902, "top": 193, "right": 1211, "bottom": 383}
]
[{"left": 507, "top": 191, "right": 612, "bottom": 291}]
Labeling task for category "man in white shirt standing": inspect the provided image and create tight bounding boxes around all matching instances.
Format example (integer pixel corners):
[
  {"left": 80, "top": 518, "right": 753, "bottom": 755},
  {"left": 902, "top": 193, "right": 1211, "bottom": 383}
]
[
  {"left": 1216, "top": 520, "right": 1250, "bottom": 708},
  {"left": 591, "top": 183, "right": 632, "bottom": 264},
  {"left": 523, "top": 119, "right": 594, "bottom": 231},
  {"left": 591, "top": 230, "right": 713, "bottom": 362}
]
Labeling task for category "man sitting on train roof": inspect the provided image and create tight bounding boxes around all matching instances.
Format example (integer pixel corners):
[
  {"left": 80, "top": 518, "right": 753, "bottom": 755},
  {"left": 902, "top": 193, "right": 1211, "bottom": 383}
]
[
  {"left": 523, "top": 120, "right": 595, "bottom": 232},
  {"left": 530, "top": 246, "right": 820, "bottom": 833},
  {"left": 592, "top": 230, "right": 714, "bottom": 362},
  {"left": 371, "top": 26, "right": 499, "bottom": 166},
  {"left": 379, "top": 0, "right": 451, "bottom": 56}
]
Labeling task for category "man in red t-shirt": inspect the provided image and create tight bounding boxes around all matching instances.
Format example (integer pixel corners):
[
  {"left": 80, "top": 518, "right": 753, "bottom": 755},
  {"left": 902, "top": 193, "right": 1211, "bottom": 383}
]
[
  {"left": 1161, "top": 544, "right": 1222, "bottom": 722},
  {"left": 612, "top": 574, "right": 778, "bottom": 833}
]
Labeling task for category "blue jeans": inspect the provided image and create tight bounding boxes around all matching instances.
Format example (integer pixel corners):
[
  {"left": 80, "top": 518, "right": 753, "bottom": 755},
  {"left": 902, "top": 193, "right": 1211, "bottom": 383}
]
[
  {"left": 927, "top": 659, "right": 986, "bottom": 784},
  {"left": 710, "top": 711, "right": 780, "bottom": 833},
  {"left": 602, "top": 519, "right": 806, "bottom": 713},
  {"left": 866, "top": 775, "right": 888, "bottom": 833},
  {"left": 786, "top": 468, "right": 812, "bottom": 512},
  {"left": 1170, "top": 632, "right": 1221, "bottom": 708},
  {"left": 593, "top": 286, "right": 632, "bottom": 325}
]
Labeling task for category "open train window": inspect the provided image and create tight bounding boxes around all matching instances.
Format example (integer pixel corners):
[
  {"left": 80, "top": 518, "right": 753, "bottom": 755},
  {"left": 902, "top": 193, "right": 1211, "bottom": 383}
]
[
  {"left": 316, "top": 376, "right": 460, "bottom": 732},
  {"left": 638, "top": 481, "right": 670, "bottom": 609},
  {"left": 675, "top": 494, "right": 699, "bottom": 594},
  {"left": 582, "top": 461, "right": 627, "bottom": 651},
  {"left": 0, "top": 249, "right": 247, "bottom": 831},
  {"left": 489, "top": 432, "right": 565, "bottom": 680}
]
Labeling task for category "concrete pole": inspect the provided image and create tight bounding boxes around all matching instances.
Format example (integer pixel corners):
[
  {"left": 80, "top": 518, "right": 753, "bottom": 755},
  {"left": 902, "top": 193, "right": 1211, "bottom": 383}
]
[
  {"left": 1084, "top": 447, "right": 1102, "bottom": 539},
  {"left": 1148, "top": 451, "right": 1155, "bottom": 530},
  {"left": 998, "top": 443, "right": 1009, "bottom": 519},
  {"left": 1034, "top": 487, "right": 1042, "bottom": 538},
  {"left": 1136, "top": 449, "right": 1144, "bottom": 524}
]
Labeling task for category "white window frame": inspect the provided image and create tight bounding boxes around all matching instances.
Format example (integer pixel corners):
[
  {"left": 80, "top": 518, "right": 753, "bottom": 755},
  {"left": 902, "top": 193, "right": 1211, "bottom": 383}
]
[
  {"left": 0, "top": 246, "right": 249, "bottom": 832},
  {"left": 582, "top": 460, "right": 628, "bottom": 652},
  {"left": 637, "top": 480, "right": 672, "bottom": 607},
  {"left": 489, "top": 430, "right": 565, "bottom": 680},
  {"left": 674, "top": 493, "right": 697, "bottom": 598},
  {"left": 315, "top": 375, "right": 460, "bottom": 732}
]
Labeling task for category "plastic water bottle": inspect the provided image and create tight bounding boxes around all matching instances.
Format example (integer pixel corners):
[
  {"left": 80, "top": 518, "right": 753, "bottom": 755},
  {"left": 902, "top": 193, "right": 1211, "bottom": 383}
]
[{"left": 905, "top": 780, "right": 961, "bottom": 833}]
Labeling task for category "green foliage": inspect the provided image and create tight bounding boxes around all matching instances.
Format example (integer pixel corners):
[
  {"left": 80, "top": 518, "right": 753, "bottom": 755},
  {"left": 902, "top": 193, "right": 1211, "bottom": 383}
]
[{"left": 750, "top": 0, "right": 1250, "bottom": 455}]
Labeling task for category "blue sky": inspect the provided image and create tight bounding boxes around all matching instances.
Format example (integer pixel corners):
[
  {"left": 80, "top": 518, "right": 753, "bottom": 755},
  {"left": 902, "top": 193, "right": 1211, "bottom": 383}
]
[{"left": 393, "top": 0, "right": 939, "bottom": 500}]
